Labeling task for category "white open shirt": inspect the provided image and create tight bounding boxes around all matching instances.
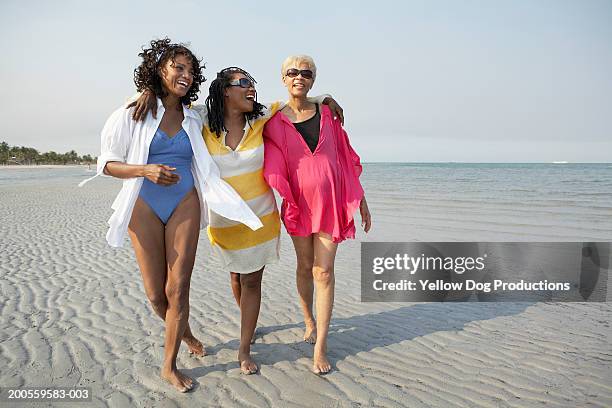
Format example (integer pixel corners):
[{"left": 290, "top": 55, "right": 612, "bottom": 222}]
[{"left": 79, "top": 98, "right": 263, "bottom": 247}]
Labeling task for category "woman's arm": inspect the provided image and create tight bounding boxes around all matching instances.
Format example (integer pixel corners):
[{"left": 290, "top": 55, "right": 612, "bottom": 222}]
[
  {"left": 263, "top": 123, "right": 301, "bottom": 231},
  {"left": 99, "top": 106, "right": 179, "bottom": 185},
  {"left": 104, "top": 162, "right": 180, "bottom": 185},
  {"left": 360, "top": 195, "right": 372, "bottom": 233},
  {"left": 338, "top": 123, "right": 363, "bottom": 177},
  {"left": 310, "top": 95, "right": 344, "bottom": 124},
  {"left": 128, "top": 89, "right": 157, "bottom": 121},
  {"left": 333, "top": 117, "right": 371, "bottom": 232}
]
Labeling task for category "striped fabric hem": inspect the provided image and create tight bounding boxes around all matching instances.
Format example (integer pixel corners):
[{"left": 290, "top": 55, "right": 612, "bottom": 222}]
[{"left": 210, "top": 232, "right": 280, "bottom": 273}]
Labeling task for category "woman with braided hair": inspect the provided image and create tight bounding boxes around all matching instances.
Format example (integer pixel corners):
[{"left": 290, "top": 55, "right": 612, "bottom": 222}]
[
  {"left": 81, "top": 39, "right": 261, "bottom": 392},
  {"left": 132, "top": 66, "right": 343, "bottom": 375}
]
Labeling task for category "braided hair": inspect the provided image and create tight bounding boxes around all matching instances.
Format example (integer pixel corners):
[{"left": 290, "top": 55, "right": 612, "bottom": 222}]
[
  {"left": 205, "top": 67, "right": 266, "bottom": 137},
  {"left": 133, "top": 38, "right": 205, "bottom": 106}
]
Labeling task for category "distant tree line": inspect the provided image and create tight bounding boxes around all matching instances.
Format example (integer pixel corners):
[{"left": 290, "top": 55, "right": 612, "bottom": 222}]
[{"left": 0, "top": 141, "right": 95, "bottom": 165}]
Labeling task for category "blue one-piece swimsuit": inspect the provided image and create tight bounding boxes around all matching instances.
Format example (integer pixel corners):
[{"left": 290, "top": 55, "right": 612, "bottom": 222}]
[{"left": 139, "top": 128, "right": 195, "bottom": 224}]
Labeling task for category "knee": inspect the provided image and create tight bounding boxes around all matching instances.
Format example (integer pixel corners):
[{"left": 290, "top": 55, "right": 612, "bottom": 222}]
[
  {"left": 147, "top": 292, "right": 167, "bottom": 312},
  {"left": 165, "top": 280, "right": 190, "bottom": 305},
  {"left": 312, "top": 265, "right": 334, "bottom": 285},
  {"left": 240, "top": 273, "right": 262, "bottom": 291},
  {"left": 296, "top": 259, "right": 314, "bottom": 278}
]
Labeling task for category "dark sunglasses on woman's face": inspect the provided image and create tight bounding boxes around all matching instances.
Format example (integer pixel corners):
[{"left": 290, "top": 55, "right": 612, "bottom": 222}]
[
  {"left": 285, "top": 68, "right": 314, "bottom": 79},
  {"left": 228, "top": 78, "right": 255, "bottom": 88}
]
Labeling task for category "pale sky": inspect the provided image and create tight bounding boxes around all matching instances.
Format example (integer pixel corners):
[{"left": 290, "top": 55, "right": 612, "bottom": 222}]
[{"left": 1, "top": 0, "right": 611, "bottom": 162}]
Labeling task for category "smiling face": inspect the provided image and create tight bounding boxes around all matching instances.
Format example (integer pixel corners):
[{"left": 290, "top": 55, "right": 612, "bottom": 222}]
[
  {"left": 159, "top": 53, "right": 194, "bottom": 98},
  {"left": 282, "top": 61, "right": 315, "bottom": 98},
  {"left": 224, "top": 73, "right": 256, "bottom": 113}
]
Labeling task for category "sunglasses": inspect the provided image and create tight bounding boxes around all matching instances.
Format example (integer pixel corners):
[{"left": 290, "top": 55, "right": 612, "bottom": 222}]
[
  {"left": 285, "top": 68, "right": 314, "bottom": 79},
  {"left": 228, "top": 78, "right": 255, "bottom": 88}
]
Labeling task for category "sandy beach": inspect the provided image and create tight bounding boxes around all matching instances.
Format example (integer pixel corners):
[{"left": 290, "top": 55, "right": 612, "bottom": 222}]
[{"left": 0, "top": 167, "right": 611, "bottom": 407}]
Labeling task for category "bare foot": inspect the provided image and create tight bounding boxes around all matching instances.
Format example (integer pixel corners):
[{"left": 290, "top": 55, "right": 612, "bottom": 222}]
[
  {"left": 303, "top": 320, "right": 317, "bottom": 344},
  {"left": 183, "top": 334, "right": 206, "bottom": 357},
  {"left": 238, "top": 352, "right": 258, "bottom": 375},
  {"left": 161, "top": 367, "right": 194, "bottom": 392},
  {"left": 312, "top": 350, "right": 332, "bottom": 375}
]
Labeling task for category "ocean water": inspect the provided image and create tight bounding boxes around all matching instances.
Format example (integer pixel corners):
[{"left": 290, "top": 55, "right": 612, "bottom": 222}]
[
  {"left": 360, "top": 163, "right": 612, "bottom": 241},
  {"left": 2, "top": 163, "right": 611, "bottom": 241}
]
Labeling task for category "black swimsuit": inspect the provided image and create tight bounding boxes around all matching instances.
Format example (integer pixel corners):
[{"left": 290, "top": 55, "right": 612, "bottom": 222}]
[{"left": 293, "top": 104, "right": 321, "bottom": 153}]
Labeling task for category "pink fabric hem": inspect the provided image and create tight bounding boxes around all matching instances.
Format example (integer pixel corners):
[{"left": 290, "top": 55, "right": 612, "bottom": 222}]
[{"left": 263, "top": 105, "right": 364, "bottom": 245}]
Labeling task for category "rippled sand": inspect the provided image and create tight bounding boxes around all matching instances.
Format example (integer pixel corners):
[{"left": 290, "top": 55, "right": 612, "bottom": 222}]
[{"left": 0, "top": 170, "right": 610, "bottom": 407}]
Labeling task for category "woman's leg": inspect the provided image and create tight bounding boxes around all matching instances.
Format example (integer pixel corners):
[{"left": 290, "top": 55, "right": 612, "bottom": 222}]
[
  {"left": 230, "top": 272, "right": 258, "bottom": 345},
  {"left": 128, "top": 198, "right": 205, "bottom": 357},
  {"left": 128, "top": 198, "right": 167, "bottom": 317},
  {"left": 230, "top": 272, "right": 242, "bottom": 306},
  {"left": 236, "top": 267, "right": 264, "bottom": 374},
  {"left": 291, "top": 235, "right": 317, "bottom": 343},
  {"left": 311, "top": 232, "right": 338, "bottom": 374},
  {"left": 160, "top": 190, "right": 201, "bottom": 392}
]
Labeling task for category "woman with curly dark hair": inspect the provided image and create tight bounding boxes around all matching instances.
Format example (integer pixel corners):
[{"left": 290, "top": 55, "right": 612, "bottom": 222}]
[{"left": 80, "top": 39, "right": 262, "bottom": 392}]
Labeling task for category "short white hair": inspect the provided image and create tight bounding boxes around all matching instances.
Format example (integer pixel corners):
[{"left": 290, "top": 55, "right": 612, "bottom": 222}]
[{"left": 281, "top": 55, "right": 317, "bottom": 80}]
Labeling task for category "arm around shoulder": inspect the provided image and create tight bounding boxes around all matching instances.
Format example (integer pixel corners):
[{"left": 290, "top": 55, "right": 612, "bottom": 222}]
[{"left": 308, "top": 94, "right": 332, "bottom": 104}]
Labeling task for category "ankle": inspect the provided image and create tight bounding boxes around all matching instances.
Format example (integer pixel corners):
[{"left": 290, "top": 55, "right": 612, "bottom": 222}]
[
  {"left": 161, "top": 364, "right": 176, "bottom": 373},
  {"left": 314, "top": 343, "right": 327, "bottom": 353}
]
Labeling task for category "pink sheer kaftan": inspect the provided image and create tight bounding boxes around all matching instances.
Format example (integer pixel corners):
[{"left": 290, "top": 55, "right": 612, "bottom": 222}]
[{"left": 263, "top": 105, "right": 364, "bottom": 243}]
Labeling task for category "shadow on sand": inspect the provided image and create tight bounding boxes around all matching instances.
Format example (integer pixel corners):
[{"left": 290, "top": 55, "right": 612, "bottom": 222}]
[{"left": 183, "top": 302, "right": 532, "bottom": 379}]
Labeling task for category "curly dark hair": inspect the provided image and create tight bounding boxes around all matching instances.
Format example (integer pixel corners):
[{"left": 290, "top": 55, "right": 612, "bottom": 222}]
[
  {"left": 133, "top": 38, "right": 205, "bottom": 106},
  {"left": 205, "top": 67, "right": 266, "bottom": 137}
]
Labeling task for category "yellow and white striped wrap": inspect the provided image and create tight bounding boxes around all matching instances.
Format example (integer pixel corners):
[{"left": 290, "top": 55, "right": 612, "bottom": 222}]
[{"left": 202, "top": 102, "right": 282, "bottom": 273}]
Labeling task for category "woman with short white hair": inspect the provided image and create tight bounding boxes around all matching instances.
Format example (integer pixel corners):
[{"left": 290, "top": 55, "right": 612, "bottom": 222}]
[{"left": 263, "top": 54, "right": 371, "bottom": 374}]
